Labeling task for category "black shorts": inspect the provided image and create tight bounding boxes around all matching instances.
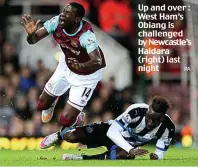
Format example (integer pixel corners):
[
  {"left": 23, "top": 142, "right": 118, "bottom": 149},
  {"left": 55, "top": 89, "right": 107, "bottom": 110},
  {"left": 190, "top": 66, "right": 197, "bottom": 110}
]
[{"left": 76, "top": 122, "right": 115, "bottom": 150}]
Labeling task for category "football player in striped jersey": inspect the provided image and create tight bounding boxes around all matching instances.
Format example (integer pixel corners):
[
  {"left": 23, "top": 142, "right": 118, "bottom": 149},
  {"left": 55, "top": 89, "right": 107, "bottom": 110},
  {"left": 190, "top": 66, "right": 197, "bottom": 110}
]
[{"left": 42, "top": 96, "right": 175, "bottom": 160}]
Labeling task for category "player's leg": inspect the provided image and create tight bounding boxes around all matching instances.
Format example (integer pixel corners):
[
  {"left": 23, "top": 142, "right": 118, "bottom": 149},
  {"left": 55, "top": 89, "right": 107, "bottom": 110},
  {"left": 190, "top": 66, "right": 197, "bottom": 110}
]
[
  {"left": 40, "top": 123, "right": 87, "bottom": 149},
  {"left": 39, "top": 53, "right": 71, "bottom": 123},
  {"left": 62, "top": 152, "right": 109, "bottom": 160},
  {"left": 61, "top": 128, "right": 133, "bottom": 161},
  {"left": 40, "top": 121, "right": 109, "bottom": 149},
  {"left": 59, "top": 85, "right": 95, "bottom": 127},
  {"left": 84, "top": 146, "right": 133, "bottom": 160},
  {"left": 38, "top": 90, "right": 59, "bottom": 123},
  {"left": 37, "top": 90, "right": 57, "bottom": 111},
  {"left": 39, "top": 68, "right": 70, "bottom": 123},
  {"left": 59, "top": 103, "right": 82, "bottom": 128},
  {"left": 61, "top": 126, "right": 87, "bottom": 144},
  {"left": 46, "top": 96, "right": 87, "bottom": 148},
  {"left": 57, "top": 64, "right": 102, "bottom": 127},
  {"left": 40, "top": 84, "right": 97, "bottom": 149},
  {"left": 62, "top": 147, "right": 133, "bottom": 160}
]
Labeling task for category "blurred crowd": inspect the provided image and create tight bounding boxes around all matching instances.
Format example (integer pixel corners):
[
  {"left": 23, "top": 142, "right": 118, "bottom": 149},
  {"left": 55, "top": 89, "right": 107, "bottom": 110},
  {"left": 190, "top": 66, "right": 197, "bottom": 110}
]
[
  {"left": 0, "top": 0, "right": 192, "bottom": 138},
  {"left": 0, "top": 40, "right": 136, "bottom": 136}
]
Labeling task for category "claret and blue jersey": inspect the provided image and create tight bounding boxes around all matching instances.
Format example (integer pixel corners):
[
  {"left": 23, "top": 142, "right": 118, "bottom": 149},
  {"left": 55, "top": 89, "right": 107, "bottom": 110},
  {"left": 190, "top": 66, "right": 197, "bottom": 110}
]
[{"left": 43, "top": 15, "right": 106, "bottom": 75}]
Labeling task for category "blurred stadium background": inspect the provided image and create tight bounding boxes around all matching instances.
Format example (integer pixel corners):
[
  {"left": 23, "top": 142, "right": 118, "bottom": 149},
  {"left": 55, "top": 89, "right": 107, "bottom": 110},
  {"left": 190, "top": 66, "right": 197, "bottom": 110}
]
[{"left": 0, "top": 0, "right": 197, "bottom": 150}]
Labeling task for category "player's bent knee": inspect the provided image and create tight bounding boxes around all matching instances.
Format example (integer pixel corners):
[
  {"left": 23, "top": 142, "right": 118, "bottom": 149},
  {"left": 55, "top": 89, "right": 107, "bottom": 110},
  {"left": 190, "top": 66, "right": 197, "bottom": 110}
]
[
  {"left": 59, "top": 112, "right": 76, "bottom": 127},
  {"left": 62, "top": 104, "right": 80, "bottom": 119},
  {"left": 59, "top": 104, "right": 80, "bottom": 127}
]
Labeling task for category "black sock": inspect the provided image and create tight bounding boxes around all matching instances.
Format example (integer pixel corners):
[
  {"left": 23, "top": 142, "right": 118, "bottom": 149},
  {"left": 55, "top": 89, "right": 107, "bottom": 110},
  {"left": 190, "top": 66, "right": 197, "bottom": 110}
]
[
  {"left": 57, "top": 131, "right": 62, "bottom": 140},
  {"left": 82, "top": 152, "right": 109, "bottom": 160}
]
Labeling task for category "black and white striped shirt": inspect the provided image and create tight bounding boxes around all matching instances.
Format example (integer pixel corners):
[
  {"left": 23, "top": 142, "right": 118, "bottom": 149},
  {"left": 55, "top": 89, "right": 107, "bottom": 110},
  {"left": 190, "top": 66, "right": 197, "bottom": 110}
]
[{"left": 107, "top": 103, "right": 175, "bottom": 159}]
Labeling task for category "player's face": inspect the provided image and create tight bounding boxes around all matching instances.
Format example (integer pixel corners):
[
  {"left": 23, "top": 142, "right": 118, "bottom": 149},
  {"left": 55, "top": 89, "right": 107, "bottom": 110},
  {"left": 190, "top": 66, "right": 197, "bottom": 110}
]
[
  {"left": 60, "top": 5, "right": 80, "bottom": 28},
  {"left": 145, "top": 107, "right": 164, "bottom": 130}
]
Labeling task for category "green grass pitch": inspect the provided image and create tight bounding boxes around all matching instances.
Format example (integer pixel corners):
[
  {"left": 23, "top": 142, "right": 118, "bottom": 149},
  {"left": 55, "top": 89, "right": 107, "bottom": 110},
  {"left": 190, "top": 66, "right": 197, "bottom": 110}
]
[{"left": 0, "top": 146, "right": 198, "bottom": 166}]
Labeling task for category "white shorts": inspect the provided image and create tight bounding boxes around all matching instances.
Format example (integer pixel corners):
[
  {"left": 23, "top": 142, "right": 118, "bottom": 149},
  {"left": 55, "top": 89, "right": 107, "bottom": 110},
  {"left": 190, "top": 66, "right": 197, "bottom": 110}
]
[{"left": 44, "top": 54, "right": 103, "bottom": 111}]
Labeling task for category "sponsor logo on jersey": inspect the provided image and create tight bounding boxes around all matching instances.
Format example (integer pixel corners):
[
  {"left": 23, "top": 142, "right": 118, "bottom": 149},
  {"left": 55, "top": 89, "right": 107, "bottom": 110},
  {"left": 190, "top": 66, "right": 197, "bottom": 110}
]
[
  {"left": 71, "top": 40, "right": 78, "bottom": 48},
  {"left": 60, "top": 44, "right": 81, "bottom": 56}
]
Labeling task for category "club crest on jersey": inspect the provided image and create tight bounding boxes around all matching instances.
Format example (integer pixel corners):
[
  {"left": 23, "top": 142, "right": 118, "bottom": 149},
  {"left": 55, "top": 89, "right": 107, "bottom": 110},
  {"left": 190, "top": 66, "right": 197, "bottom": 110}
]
[
  {"left": 71, "top": 40, "right": 78, "bottom": 48},
  {"left": 55, "top": 32, "right": 61, "bottom": 37}
]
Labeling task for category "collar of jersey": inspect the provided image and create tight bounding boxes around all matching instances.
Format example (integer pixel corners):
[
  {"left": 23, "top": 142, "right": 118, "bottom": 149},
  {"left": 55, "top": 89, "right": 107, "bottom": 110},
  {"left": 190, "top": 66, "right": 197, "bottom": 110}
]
[{"left": 63, "top": 21, "right": 83, "bottom": 36}]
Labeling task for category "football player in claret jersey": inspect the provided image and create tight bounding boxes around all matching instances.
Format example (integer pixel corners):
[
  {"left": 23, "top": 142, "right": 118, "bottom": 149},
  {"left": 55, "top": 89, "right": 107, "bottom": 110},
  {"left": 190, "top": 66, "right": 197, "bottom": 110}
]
[
  {"left": 21, "top": 2, "right": 106, "bottom": 148},
  {"left": 42, "top": 96, "right": 175, "bottom": 160}
]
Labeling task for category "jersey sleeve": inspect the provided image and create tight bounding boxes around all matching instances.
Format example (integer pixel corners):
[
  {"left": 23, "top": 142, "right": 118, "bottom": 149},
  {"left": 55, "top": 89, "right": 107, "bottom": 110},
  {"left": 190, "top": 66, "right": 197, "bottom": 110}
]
[
  {"left": 43, "top": 15, "right": 59, "bottom": 34},
  {"left": 155, "top": 126, "right": 175, "bottom": 160},
  {"left": 115, "top": 103, "right": 148, "bottom": 130},
  {"left": 79, "top": 30, "right": 99, "bottom": 54},
  {"left": 107, "top": 121, "right": 134, "bottom": 153}
]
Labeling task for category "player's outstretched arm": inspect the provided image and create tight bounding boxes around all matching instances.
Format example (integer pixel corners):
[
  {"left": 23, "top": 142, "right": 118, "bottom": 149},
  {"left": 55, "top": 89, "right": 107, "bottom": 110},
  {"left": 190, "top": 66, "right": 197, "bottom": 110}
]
[
  {"left": 21, "top": 14, "right": 49, "bottom": 44},
  {"left": 107, "top": 121, "right": 149, "bottom": 157},
  {"left": 107, "top": 121, "right": 134, "bottom": 153}
]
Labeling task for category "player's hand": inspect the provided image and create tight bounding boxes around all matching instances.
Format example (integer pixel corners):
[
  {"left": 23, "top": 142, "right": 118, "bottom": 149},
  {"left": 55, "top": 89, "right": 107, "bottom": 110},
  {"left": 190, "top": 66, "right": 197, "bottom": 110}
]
[
  {"left": 149, "top": 153, "right": 158, "bottom": 160},
  {"left": 21, "top": 14, "right": 41, "bottom": 35},
  {"left": 68, "top": 58, "right": 83, "bottom": 70},
  {"left": 129, "top": 148, "right": 149, "bottom": 157}
]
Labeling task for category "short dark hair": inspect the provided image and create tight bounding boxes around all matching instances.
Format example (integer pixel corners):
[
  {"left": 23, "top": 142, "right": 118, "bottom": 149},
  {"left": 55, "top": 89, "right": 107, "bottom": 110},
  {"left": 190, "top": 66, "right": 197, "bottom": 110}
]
[
  {"left": 151, "top": 96, "right": 171, "bottom": 114},
  {"left": 69, "top": 2, "right": 85, "bottom": 19}
]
